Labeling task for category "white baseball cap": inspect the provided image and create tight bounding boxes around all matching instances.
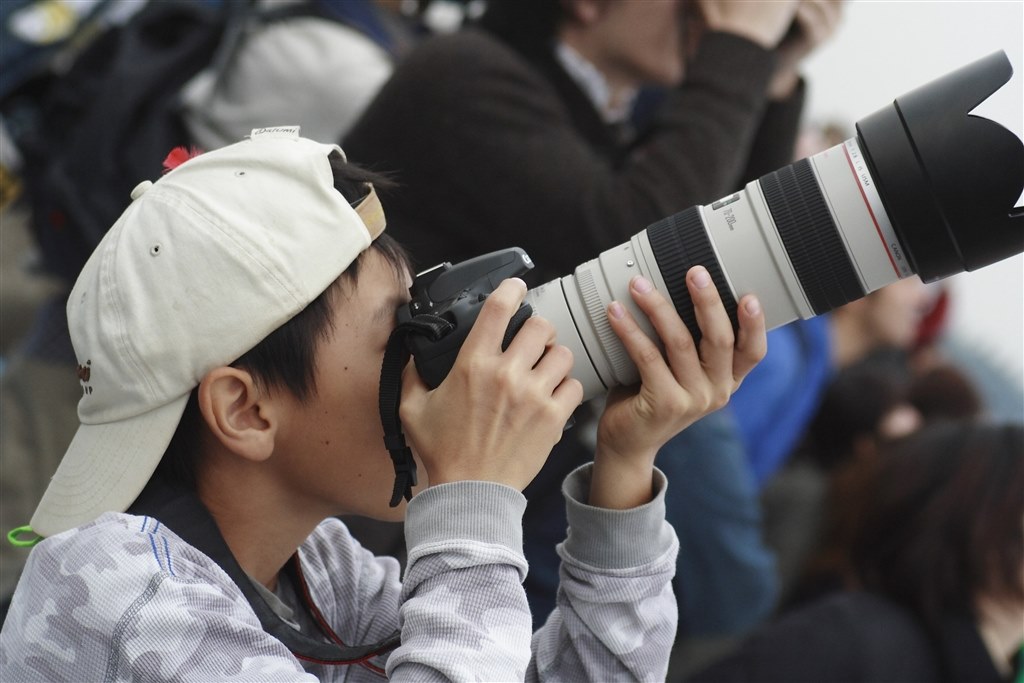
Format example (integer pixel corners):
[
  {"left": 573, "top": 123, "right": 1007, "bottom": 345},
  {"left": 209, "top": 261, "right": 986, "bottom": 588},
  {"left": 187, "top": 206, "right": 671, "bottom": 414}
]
[{"left": 31, "top": 127, "right": 386, "bottom": 537}]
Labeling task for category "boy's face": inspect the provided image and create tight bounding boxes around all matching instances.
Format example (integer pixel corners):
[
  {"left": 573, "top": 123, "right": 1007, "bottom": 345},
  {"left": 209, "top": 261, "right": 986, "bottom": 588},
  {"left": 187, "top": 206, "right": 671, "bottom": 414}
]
[{"left": 270, "top": 249, "right": 416, "bottom": 522}]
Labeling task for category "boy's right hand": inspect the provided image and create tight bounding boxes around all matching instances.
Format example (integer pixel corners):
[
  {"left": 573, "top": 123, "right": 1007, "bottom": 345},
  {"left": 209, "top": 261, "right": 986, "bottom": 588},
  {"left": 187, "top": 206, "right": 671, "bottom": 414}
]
[{"left": 399, "top": 278, "right": 583, "bottom": 491}]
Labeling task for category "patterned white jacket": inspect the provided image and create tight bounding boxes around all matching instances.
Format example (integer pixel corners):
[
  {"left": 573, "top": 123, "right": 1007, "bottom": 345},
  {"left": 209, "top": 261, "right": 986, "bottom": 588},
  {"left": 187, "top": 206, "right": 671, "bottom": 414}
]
[{"left": 1, "top": 464, "right": 678, "bottom": 681}]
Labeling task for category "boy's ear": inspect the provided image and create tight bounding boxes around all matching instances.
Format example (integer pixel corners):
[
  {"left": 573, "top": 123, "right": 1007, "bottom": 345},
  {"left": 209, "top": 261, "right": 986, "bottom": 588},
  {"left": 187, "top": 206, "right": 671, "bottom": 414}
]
[{"left": 197, "top": 367, "right": 277, "bottom": 463}]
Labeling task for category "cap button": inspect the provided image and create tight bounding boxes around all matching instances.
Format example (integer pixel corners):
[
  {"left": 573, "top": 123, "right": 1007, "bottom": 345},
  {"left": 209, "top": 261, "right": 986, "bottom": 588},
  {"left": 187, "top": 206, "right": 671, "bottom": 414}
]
[{"left": 130, "top": 180, "right": 154, "bottom": 200}]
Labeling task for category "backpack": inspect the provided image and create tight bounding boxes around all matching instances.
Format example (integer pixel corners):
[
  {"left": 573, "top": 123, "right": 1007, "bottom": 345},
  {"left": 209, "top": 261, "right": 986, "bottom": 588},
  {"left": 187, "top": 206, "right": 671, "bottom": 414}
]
[
  {"left": 2, "top": 0, "right": 403, "bottom": 285},
  {"left": 2, "top": 0, "right": 246, "bottom": 283},
  {"left": 0, "top": 0, "right": 122, "bottom": 102}
]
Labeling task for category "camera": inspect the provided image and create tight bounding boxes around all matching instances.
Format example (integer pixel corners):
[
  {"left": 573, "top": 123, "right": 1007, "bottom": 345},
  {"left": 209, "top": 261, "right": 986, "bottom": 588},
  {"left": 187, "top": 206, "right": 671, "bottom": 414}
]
[{"left": 397, "top": 51, "right": 1024, "bottom": 402}]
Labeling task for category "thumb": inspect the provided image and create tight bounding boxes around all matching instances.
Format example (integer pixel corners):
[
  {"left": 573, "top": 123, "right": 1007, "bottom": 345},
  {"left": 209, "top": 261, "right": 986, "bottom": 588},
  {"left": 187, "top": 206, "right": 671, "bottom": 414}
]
[{"left": 400, "top": 359, "right": 430, "bottom": 405}]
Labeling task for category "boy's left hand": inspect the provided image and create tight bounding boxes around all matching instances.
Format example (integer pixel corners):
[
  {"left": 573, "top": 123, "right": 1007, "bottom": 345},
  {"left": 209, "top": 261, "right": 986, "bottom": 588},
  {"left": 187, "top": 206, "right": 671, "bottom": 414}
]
[{"left": 590, "top": 266, "right": 766, "bottom": 509}]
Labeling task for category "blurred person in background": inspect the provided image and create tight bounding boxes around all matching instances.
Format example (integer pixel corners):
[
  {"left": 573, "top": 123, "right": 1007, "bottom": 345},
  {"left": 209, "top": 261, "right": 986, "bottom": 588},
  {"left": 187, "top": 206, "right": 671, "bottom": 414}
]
[
  {"left": 0, "top": 0, "right": 149, "bottom": 622},
  {"left": 345, "top": 0, "right": 841, "bottom": 281},
  {"left": 673, "top": 269, "right": 930, "bottom": 675},
  {"left": 692, "top": 420, "right": 1024, "bottom": 683},
  {"left": 761, "top": 344, "right": 984, "bottom": 611},
  {"left": 729, "top": 275, "right": 933, "bottom": 491},
  {"left": 757, "top": 347, "right": 920, "bottom": 610},
  {"left": 910, "top": 284, "right": 1024, "bottom": 425},
  {"left": 180, "top": 0, "right": 432, "bottom": 151}
]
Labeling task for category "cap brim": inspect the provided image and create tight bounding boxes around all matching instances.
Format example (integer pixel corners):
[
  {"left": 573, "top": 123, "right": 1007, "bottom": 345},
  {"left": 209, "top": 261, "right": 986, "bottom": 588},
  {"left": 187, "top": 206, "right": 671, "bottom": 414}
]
[{"left": 30, "top": 394, "right": 189, "bottom": 537}]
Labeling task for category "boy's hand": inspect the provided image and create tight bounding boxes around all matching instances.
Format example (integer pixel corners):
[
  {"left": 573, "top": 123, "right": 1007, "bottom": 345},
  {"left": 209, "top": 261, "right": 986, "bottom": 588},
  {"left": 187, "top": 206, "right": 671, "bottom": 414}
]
[
  {"left": 400, "top": 278, "right": 583, "bottom": 491},
  {"left": 591, "top": 267, "right": 766, "bottom": 509}
]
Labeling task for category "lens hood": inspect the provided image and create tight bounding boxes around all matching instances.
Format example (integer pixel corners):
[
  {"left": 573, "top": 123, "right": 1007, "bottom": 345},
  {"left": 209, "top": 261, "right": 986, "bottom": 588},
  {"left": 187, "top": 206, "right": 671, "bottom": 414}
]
[{"left": 856, "top": 50, "right": 1024, "bottom": 282}]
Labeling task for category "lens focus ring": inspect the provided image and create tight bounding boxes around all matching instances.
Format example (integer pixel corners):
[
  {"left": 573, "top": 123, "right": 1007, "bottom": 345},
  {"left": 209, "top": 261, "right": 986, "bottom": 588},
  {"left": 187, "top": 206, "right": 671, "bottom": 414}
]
[
  {"left": 646, "top": 206, "right": 738, "bottom": 344},
  {"left": 575, "top": 267, "right": 632, "bottom": 382}
]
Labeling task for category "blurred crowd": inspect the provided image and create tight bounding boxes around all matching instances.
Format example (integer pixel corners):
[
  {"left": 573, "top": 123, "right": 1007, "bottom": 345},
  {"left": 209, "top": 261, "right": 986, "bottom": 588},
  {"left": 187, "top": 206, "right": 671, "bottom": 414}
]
[{"left": 1, "top": 1, "right": 1021, "bottom": 680}]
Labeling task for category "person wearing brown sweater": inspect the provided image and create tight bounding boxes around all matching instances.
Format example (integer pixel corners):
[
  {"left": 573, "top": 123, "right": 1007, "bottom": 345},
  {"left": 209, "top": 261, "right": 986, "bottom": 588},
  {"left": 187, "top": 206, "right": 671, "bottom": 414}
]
[{"left": 345, "top": 1, "right": 833, "bottom": 282}]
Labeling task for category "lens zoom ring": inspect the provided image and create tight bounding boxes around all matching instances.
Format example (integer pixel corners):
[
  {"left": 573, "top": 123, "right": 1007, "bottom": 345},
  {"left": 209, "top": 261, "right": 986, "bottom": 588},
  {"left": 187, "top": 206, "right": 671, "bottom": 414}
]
[
  {"left": 646, "top": 206, "right": 738, "bottom": 344},
  {"left": 760, "top": 160, "right": 864, "bottom": 314}
]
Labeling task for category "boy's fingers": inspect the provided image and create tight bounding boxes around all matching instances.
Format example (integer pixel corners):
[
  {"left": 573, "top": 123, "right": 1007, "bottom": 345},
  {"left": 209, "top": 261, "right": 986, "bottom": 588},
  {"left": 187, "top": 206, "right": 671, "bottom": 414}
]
[
  {"left": 531, "top": 342, "right": 576, "bottom": 393},
  {"left": 460, "top": 278, "right": 528, "bottom": 355},
  {"left": 733, "top": 294, "right": 767, "bottom": 387},
  {"left": 624, "top": 276, "right": 704, "bottom": 391},
  {"left": 687, "top": 266, "right": 735, "bottom": 387},
  {"left": 606, "top": 293, "right": 677, "bottom": 395},
  {"left": 400, "top": 359, "right": 430, "bottom": 401},
  {"left": 504, "top": 315, "right": 558, "bottom": 370}
]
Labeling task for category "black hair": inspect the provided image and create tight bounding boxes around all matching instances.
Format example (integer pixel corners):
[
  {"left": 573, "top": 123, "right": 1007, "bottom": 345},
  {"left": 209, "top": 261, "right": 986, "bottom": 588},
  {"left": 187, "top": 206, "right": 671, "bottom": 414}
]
[
  {"left": 803, "top": 347, "right": 913, "bottom": 471},
  {"left": 849, "top": 421, "right": 1024, "bottom": 631},
  {"left": 155, "top": 154, "right": 410, "bottom": 489},
  {"left": 906, "top": 363, "right": 983, "bottom": 422}
]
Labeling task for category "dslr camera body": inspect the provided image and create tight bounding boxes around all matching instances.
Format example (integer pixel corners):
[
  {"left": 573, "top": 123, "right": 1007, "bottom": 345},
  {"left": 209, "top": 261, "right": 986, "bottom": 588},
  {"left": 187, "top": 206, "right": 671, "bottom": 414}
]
[{"left": 399, "top": 248, "right": 535, "bottom": 389}]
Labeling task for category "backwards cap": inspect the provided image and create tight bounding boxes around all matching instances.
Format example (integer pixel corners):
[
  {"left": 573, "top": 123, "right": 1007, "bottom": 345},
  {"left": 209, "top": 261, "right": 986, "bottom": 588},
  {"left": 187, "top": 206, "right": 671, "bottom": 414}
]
[{"left": 31, "top": 127, "right": 385, "bottom": 537}]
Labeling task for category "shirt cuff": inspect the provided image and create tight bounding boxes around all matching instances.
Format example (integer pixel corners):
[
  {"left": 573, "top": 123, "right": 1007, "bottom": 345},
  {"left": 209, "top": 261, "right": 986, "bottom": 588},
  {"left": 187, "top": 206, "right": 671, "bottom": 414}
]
[
  {"left": 560, "top": 464, "right": 676, "bottom": 570},
  {"left": 405, "top": 480, "right": 527, "bottom": 556}
]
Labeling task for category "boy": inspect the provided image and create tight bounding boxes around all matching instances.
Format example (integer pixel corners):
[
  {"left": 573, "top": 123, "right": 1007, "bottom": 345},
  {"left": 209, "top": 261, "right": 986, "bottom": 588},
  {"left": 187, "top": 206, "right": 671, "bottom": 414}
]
[{"left": 0, "top": 128, "right": 765, "bottom": 680}]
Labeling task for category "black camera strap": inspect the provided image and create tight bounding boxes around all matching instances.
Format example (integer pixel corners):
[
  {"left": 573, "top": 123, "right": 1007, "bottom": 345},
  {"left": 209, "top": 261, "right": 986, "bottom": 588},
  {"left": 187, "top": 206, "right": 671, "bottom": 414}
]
[{"left": 379, "top": 314, "right": 454, "bottom": 507}]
